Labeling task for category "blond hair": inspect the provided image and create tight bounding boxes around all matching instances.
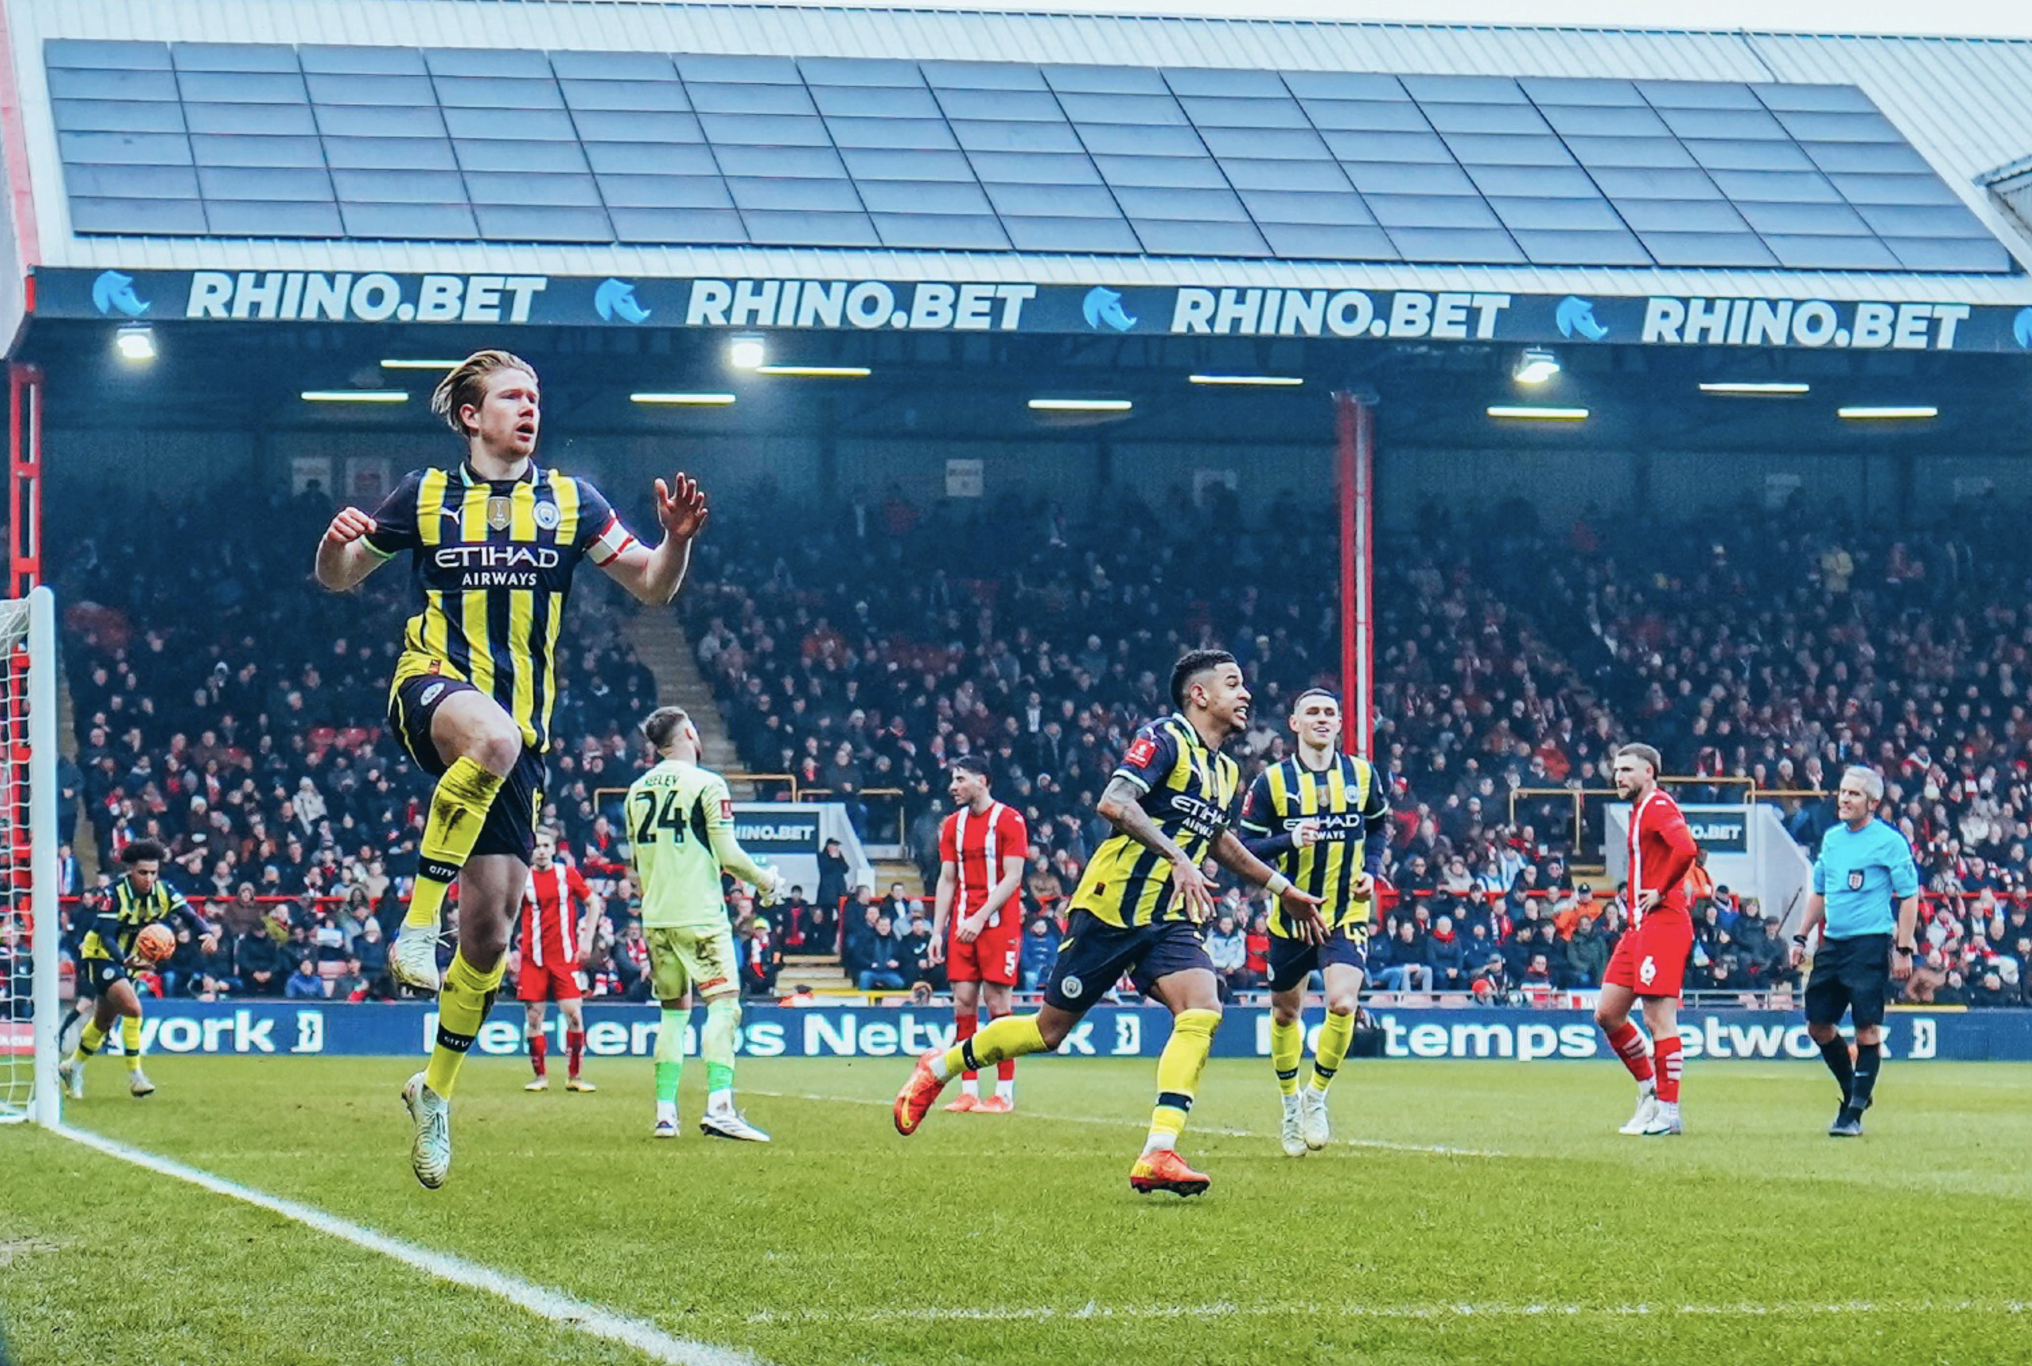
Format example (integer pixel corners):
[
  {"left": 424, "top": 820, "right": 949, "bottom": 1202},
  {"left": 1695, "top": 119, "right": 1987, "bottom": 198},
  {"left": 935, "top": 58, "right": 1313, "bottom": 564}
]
[{"left": 429, "top": 350, "right": 535, "bottom": 438}]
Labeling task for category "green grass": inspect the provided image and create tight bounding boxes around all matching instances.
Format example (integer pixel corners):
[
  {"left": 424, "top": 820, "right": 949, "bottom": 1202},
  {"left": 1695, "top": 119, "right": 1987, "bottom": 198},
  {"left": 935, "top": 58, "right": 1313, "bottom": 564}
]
[{"left": 3, "top": 1054, "right": 2028, "bottom": 1365}]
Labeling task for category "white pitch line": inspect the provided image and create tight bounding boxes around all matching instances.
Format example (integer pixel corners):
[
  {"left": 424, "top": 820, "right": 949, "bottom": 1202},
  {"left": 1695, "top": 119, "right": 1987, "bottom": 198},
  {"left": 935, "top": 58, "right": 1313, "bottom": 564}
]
[
  {"left": 746, "top": 1297, "right": 2030, "bottom": 1327},
  {"left": 54, "top": 1124, "right": 761, "bottom": 1366},
  {"left": 746, "top": 1089, "right": 1509, "bottom": 1158}
]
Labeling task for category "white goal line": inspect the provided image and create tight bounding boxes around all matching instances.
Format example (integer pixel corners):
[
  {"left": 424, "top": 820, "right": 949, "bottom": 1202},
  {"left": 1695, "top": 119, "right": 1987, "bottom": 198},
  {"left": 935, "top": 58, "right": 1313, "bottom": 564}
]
[{"left": 53, "top": 1123, "right": 763, "bottom": 1366}]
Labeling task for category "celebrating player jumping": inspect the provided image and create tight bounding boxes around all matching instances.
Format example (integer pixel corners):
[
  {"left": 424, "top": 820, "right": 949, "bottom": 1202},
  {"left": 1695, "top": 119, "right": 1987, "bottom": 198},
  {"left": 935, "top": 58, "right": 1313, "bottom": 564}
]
[
  {"left": 894, "top": 649, "right": 1325, "bottom": 1196},
  {"left": 1595, "top": 743, "right": 1701, "bottom": 1137},
  {"left": 929, "top": 755, "right": 1029, "bottom": 1114},
  {"left": 314, "top": 348, "right": 708, "bottom": 1188}
]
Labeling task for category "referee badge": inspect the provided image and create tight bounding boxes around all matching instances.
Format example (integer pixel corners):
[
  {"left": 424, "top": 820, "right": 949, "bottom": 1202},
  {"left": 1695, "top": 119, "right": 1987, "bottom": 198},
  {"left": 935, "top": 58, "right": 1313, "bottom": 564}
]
[{"left": 1847, "top": 870, "right": 1865, "bottom": 891}]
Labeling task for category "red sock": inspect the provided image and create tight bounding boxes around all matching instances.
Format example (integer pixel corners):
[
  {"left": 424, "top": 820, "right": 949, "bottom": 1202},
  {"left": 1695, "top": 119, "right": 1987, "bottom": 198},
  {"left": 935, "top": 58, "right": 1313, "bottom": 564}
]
[
  {"left": 528, "top": 1031, "right": 547, "bottom": 1078},
  {"left": 1653, "top": 1034, "right": 1683, "bottom": 1104},
  {"left": 955, "top": 1011, "right": 979, "bottom": 1081},
  {"left": 1605, "top": 1021, "right": 1655, "bottom": 1084},
  {"left": 566, "top": 1030, "right": 585, "bottom": 1079}
]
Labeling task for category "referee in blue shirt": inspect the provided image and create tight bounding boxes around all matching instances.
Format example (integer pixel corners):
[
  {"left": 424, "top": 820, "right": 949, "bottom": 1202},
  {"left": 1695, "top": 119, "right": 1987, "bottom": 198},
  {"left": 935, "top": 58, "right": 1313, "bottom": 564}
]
[{"left": 1790, "top": 765, "right": 1920, "bottom": 1137}]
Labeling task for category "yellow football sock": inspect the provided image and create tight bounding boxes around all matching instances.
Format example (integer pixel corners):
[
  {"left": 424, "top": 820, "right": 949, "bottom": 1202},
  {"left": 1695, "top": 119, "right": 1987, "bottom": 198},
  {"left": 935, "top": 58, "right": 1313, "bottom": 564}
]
[
  {"left": 936, "top": 1014, "right": 1047, "bottom": 1081},
  {"left": 122, "top": 1015, "right": 144, "bottom": 1069},
  {"left": 423, "top": 951, "right": 504, "bottom": 1097},
  {"left": 1145, "top": 1008, "right": 1220, "bottom": 1154},
  {"left": 404, "top": 757, "right": 506, "bottom": 932},
  {"left": 1270, "top": 1016, "right": 1304, "bottom": 1097},
  {"left": 1312, "top": 1010, "right": 1356, "bottom": 1093},
  {"left": 75, "top": 1019, "right": 108, "bottom": 1059}
]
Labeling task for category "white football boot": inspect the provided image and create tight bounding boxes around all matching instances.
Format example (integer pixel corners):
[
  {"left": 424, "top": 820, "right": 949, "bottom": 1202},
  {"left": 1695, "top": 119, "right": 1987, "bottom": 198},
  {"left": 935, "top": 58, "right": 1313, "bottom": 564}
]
[
  {"left": 1279, "top": 1095, "right": 1308, "bottom": 1157},
  {"left": 389, "top": 926, "right": 442, "bottom": 993},
  {"left": 699, "top": 1106, "right": 772, "bottom": 1142},
  {"left": 1618, "top": 1090, "right": 1661, "bottom": 1135},
  {"left": 1300, "top": 1088, "right": 1332, "bottom": 1151},
  {"left": 401, "top": 1072, "right": 452, "bottom": 1189}
]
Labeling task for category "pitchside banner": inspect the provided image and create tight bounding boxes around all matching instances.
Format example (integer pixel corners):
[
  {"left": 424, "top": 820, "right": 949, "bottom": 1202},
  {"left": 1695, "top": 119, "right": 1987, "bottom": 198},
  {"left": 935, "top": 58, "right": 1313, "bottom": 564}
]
[
  {"left": 34, "top": 267, "right": 2032, "bottom": 354},
  {"left": 86, "top": 1003, "right": 2032, "bottom": 1062}
]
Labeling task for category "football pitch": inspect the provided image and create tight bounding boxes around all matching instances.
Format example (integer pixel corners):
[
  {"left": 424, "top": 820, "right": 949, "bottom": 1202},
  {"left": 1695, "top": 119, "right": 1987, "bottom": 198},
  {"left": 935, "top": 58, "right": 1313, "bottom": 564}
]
[{"left": 2, "top": 1055, "right": 2027, "bottom": 1366}]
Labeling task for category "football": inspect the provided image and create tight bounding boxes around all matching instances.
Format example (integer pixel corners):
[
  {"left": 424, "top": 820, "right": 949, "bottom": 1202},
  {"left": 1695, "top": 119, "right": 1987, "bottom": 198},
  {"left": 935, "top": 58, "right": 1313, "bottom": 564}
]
[{"left": 133, "top": 923, "right": 176, "bottom": 964}]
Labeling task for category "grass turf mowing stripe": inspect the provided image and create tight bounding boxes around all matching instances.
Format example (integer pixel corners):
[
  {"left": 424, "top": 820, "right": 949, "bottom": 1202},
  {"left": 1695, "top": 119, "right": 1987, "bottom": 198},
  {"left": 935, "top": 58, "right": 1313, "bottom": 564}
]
[
  {"left": 748, "top": 1088, "right": 1511, "bottom": 1157},
  {"left": 744, "top": 1298, "right": 2032, "bottom": 1326},
  {"left": 53, "top": 1123, "right": 762, "bottom": 1366}
]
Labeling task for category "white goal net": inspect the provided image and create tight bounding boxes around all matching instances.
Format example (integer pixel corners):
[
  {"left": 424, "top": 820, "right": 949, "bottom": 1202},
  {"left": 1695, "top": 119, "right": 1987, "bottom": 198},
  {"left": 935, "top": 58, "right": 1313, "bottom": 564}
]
[{"left": 0, "top": 586, "right": 58, "bottom": 1125}]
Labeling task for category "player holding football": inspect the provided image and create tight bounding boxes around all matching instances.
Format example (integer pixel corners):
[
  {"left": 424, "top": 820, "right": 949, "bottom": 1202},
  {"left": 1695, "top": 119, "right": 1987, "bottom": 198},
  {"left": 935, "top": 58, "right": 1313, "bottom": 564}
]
[
  {"left": 1595, "top": 743, "right": 1701, "bottom": 1136},
  {"left": 1239, "top": 689, "right": 1389, "bottom": 1157},
  {"left": 626, "top": 705, "right": 786, "bottom": 1141},
  {"left": 58, "top": 839, "right": 216, "bottom": 1099},
  {"left": 894, "top": 650, "right": 1326, "bottom": 1196},
  {"left": 515, "top": 827, "right": 605, "bottom": 1092},
  {"left": 314, "top": 349, "right": 707, "bottom": 1188},
  {"left": 927, "top": 755, "right": 1028, "bottom": 1114},
  {"left": 1790, "top": 765, "right": 1920, "bottom": 1137}
]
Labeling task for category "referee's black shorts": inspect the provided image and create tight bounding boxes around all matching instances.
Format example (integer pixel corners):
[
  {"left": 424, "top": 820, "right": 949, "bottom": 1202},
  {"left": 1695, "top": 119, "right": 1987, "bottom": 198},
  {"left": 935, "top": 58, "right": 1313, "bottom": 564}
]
[{"left": 1804, "top": 932, "right": 1894, "bottom": 1031}]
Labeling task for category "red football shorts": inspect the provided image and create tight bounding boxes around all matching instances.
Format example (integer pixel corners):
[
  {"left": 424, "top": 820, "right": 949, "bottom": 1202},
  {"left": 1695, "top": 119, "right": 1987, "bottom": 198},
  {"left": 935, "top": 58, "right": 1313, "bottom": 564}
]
[
  {"left": 1603, "top": 911, "right": 1694, "bottom": 998},
  {"left": 516, "top": 956, "right": 584, "bottom": 1003},
  {"left": 947, "top": 922, "right": 1021, "bottom": 986}
]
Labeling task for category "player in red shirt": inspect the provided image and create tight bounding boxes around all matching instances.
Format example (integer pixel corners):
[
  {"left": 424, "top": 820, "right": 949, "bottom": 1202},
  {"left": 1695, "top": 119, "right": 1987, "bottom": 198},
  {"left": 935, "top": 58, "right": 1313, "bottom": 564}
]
[
  {"left": 515, "top": 828, "right": 604, "bottom": 1092},
  {"left": 1595, "top": 743, "right": 1700, "bottom": 1136},
  {"left": 927, "top": 756, "right": 1028, "bottom": 1113}
]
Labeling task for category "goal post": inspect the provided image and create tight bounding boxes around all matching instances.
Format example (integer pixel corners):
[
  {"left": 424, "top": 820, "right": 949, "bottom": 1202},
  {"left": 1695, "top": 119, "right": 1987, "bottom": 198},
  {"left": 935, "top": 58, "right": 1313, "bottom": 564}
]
[{"left": 1, "top": 584, "right": 58, "bottom": 1125}]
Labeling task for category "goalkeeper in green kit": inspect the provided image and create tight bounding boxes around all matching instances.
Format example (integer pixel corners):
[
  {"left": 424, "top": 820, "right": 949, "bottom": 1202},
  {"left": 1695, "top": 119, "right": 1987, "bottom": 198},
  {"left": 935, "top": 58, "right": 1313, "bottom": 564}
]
[{"left": 625, "top": 706, "right": 786, "bottom": 1140}]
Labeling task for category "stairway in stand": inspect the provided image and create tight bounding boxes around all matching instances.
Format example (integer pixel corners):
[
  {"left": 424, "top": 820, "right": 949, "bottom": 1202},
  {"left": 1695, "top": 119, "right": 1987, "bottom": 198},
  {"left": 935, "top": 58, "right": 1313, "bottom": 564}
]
[{"left": 618, "top": 606, "right": 744, "bottom": 790}]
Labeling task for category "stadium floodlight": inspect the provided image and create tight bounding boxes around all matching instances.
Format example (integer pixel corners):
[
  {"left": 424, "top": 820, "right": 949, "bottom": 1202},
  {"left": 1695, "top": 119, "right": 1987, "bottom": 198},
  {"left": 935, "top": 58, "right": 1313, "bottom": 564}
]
[
  {"left": 115, "top": 324, "right": 155, "bottom": 362},
  {"left": 1187, "top": 374, "right": 1303, "bottom": 387},
  {"left": 301, "top": 390, "right": 407, "bottom": 403},
  {"left": 1487, "top": 405, "right": 1588, "bottom": 421},
  {"left": 1512, "top": 348, "right": 1560, "bottom": 385},
  {"left": 1838, "top": 405, "right": 1937, "bottom": 420},
  {"left": 727, "top": 335, "right": 767, "bottom": 370},
  {"left": 379, "top": 358, "right": 466, "bottom": 371},
  {"left": 1029, "top": 398, "right": 1132, "bottom": 412},
  {"left": 632, "top": 392, "right": 738, "bottom": 406},
  {"left": 1699, "top": 381, "right": 1810, "bottom": 395},
  {"left": 755, "top": 364, "right": 871, "bottom": 378}
]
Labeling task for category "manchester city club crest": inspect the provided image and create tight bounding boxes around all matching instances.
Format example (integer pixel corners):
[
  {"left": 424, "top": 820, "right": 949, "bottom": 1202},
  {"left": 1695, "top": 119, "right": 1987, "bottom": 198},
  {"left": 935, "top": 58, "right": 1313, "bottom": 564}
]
[{"left": 534, "top": 500, "right": 560, "bottom": 530}]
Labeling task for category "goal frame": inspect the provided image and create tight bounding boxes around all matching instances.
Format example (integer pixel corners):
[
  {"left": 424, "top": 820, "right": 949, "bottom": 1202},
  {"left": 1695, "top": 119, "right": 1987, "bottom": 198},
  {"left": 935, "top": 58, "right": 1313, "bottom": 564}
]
[{"left": 3, "top": 584, "right": 59, "bottom": 1125}]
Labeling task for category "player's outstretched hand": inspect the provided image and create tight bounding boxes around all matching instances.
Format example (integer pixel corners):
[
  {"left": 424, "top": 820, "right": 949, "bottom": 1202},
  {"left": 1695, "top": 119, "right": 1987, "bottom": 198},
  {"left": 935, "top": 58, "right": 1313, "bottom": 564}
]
[
  {"left": 1292, "top": 819, "right": 1325, "bottom": 849},
  {"left": 654, "top": 473, "right": 709, "bottom": 541},
  {"left": 1171, "top": 858, "right": 1217, "bottom": 924},
  {"left": 1277, "top": 884, "right": 1328, "bottom": 944},
  {"left": 1350, "top": 871, "right": 1376, "bottom": 902},
  {"left": 756, "top": 867, "right": 788, "bottom": 908},
  {"left": 322, "top": 506, "right": 377, "bottom": 545}
]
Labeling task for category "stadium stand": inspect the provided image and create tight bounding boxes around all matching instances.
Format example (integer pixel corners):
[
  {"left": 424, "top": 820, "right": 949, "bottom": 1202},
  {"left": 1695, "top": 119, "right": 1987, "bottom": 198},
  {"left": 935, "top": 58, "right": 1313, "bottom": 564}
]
[{"left": 39, "top": 475, "right": 2032, "bottom": 1009}]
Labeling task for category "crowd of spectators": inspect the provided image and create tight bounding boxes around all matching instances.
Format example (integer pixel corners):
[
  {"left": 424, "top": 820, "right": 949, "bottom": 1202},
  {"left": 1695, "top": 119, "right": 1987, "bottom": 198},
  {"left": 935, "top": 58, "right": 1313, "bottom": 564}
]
[
  {"left": 681, "top": 481, "right": 2032, "bottom": 1006},
  {"left": 33, "top": 465, "right": 2032, "bottom": 1011}
]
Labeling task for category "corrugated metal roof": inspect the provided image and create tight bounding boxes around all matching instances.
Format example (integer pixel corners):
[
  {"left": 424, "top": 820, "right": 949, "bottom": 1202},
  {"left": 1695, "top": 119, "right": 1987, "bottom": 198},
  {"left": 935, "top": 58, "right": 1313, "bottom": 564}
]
[{"left": 7, "top": 0, "right": 2032, "bottom": 300}]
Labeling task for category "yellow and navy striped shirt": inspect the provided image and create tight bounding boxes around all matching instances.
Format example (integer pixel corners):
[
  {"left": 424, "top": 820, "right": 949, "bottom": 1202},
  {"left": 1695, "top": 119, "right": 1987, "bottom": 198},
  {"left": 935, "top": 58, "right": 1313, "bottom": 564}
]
[
  {"left": 1070, "top": 714, "right": 1241, "bottom": 928},
  {"left": 1240, "top": 753, "right": 1390, "bottom": 939},
  {"left": 81, "top": 876, "right": 206, "bottom": 962},
  {"left": 366, "top": 462, "right": 636, "bottom": 752}
]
